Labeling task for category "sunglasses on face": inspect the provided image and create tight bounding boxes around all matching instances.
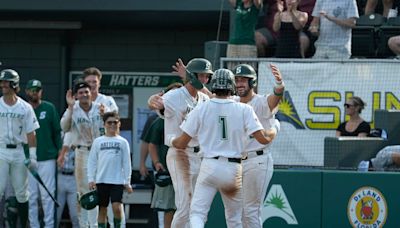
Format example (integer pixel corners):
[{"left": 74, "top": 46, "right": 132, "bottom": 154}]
[
  {"left": 344, "top": 103, "right": 355, "bottom": 108},
  {"left": 106, "top": 120, "right": 119, "bottom": 125}
]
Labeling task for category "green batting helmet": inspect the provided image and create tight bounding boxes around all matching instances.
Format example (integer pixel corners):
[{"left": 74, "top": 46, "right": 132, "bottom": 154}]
[
  {"left": 186, "top": 58, "right": 213, "bottom": 90},
  {"left": 232, "top": 64, "right": 257, "bottom": 88},
  {"left": 210, "top": 69, "right": 236, "bottom": 93},
  {"left": 79, "top": 190, "right": 98, "bottom": 210},
  {"left": 0, "top": 69, "right": 20, "bottom": 89},
  {"left": 155, "top": 171, "right": 172, "bottom": 187}
]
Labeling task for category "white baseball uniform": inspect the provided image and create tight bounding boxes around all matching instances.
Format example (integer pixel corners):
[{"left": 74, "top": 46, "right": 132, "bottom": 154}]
[
  {"left": 94, "top": 93, "right": 125, "bottom": 227},
  {"left": 0, "top": 96, "right": 39, "bottom": 203},
  {"left": 95, "top": 93, "right": 118, "bottom": 113},
  {"left": 181, "top": 98, "right": 264, "bottom": 228},
  {"left": 163, "top": 86, "right": 209, "bottom": 228},
  {"left": 60, "top": 101, "right": 108, "bottom": 228},
  {"left": 57, "top": 132, "right": 79, "bottom": 228},
  {"left": 234, "top": 94, "right": 278, "bottom": 228}
]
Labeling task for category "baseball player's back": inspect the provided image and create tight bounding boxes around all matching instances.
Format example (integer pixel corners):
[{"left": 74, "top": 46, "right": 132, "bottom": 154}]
[{"left": 184, "top": 98, "right": 263, "bottom": 158}]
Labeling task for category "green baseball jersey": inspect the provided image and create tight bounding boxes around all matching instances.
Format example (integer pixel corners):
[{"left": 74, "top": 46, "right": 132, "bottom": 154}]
[
  {"left": 229, "top": 0, "right": 260, "bottom": 45},
  {"left": 144, "top": 117, "right": 169, "bottom": 171},
  {"left": 34, "top": 101, "right": 62, "bottom": 161}
]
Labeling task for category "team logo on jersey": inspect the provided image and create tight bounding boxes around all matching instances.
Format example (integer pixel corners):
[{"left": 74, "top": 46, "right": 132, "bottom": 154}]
[
  {"left": 262, "top": 184, "right": 298, "bottom": 225},
  {"left": 39, "top": 111, "right": 46, "bottom": 119},
  {"left": 276, "top": 91, "right": 305, "bottom": 129},
  {"left": 347, "top": 186, "right": 387, "bottom": 228}
]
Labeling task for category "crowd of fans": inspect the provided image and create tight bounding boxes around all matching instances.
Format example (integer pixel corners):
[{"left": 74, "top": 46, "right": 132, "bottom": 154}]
[{"left": 243, "top": 0, "right": 400, "bottom": 59}]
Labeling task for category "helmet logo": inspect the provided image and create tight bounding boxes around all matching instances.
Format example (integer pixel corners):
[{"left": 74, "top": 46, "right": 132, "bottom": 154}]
[
  {"left": 236, "top": 66, "right": 242, "bottom": 74},
  {"left": 205, "top": 62, "right": 211, "bottom": 70}
]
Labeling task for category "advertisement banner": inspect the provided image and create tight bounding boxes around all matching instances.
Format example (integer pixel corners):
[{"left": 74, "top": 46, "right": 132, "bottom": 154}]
[{"left": 258, "top": 60, "right": 400, "bottom": 166}]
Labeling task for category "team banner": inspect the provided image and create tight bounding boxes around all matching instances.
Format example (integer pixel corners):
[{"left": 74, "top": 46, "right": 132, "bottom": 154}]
[{"left": 258, "top": 60, "right": 400, "bottom": 166}]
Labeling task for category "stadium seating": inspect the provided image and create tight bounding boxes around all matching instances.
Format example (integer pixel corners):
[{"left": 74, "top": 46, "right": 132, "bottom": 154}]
[
  {"left": 376, "top": 22, "right": 400, "bottom": 57},
  {"left": 374, "top": 109, "right": 400, "bottom": 145},
  {"left": 352, "top": 13, "right": 385, "bottom": 58}
]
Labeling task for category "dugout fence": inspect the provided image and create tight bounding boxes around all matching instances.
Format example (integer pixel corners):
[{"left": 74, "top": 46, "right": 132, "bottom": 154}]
[{"left": 220, "top": 57, "right": 400, "bottom": 170}]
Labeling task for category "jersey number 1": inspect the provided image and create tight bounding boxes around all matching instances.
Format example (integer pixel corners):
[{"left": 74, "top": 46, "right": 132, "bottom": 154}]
[{"left": 218, "top": 116, "right": 227, "bottom": 140}]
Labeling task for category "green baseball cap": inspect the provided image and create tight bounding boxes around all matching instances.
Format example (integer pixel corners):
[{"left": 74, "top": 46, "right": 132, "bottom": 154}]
[{"left": 26, "top": 79, "right": 42, "bottom": 90}]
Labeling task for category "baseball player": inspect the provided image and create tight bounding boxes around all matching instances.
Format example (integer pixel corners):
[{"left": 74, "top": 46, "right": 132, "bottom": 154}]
[
  {"left": 172, "top": 69, "right": 276, "bottom": 228},
  {"left": 56, "top": 132, "right": 79, "bottom": 228},
  {"left": 148, "top": 58, "right": 213, "bottom": 228},
  {"left": 0, "top": 69, "right": 40, "bottom": 228},
  {"left": 82, "top": 66, "right": 124, "bottom": 227},
  {"left": 233, "top": 63, "right": 284, "bottom": 228},
  {"left": 25, "top": 79, "right": 62, "bottom": 228},
  {"left": 60, "top": 80, "right": 109, "bottom": 227},
  {"left": 87, "top": 111, "right": 133, "bottom": 228}
]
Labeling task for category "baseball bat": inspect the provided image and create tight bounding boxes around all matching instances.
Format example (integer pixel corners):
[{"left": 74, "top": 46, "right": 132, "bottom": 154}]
[{"left": 24, "top": 160, "right": 60, "bottom": 207}]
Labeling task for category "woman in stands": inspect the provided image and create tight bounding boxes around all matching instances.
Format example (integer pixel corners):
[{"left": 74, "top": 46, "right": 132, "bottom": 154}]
[
  {"left": 336, "top": 96, "right": 371, "bottom": 137},
  {"left": 273, "top": 0, "right": 308, "bottom": 58}
]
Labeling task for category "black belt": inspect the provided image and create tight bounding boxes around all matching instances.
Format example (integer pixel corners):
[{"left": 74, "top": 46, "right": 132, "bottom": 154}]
[
  {"left": 213, "top": 156, "right": 241, "bottom": 164},
  {"left": 6, "top": 144, "right": 17, "bottom": 149},
  {"left": 61, "top": 171, "right": 74, "bottom": 176},
  {"left": 242, "top": 150, "right": 264, "bottom": 160},
  {"left": 76, "top": 145, "right": 91, "bottom": 150}
]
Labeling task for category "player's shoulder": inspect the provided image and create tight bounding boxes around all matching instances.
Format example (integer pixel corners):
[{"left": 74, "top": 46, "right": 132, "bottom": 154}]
[
  {"left": 41, "top": 100, "right": 56, "bottom": 108},
  {"left": 197, "top": 91, "right": 210, "bottom": 101},
  {"left": 163, "top": 86, "right": 183, "bottom": 99},
  {"left": 17, "top": 97, "right": 34, "bottom": 109}
]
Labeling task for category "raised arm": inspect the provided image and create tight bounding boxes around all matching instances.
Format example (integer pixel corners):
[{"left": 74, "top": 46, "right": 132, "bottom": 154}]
[{"left": 267, "top": 64, "right": 285, "bottom": 111}]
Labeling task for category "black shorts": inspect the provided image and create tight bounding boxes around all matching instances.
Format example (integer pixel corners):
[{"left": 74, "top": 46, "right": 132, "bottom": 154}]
[{"left": 96, "top": 183, "right": 124, "bottom": 207}]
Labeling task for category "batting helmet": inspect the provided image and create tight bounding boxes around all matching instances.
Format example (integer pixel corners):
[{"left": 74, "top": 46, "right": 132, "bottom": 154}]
[
  {"left": 79, "top": 190, "right": 98, "bottom": 210},
  {"left": 186, "top": 58, "right": 213, "bottom": 90},
  {"left": 0, "top": 69, "right": 20, "bottom": 89},
  {"left": 155, "top": 171, "right": 172, "bottom": 187},
  {"left": 210, "top": 69, "right": 235, "bottom": 93},
  {"left": 232, "top": 64, "right": 257, "bottom": 88}
]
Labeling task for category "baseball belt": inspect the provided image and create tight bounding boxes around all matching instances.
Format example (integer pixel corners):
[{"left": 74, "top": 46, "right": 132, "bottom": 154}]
[
  {"left": 76, "top": 145, "right": 91, "bottom": 150},
  {"left": 212, "top": 156, "right": 241, "bottom": 164},
  {"left": 242, "top": 150, "right": 264, "bottom": 160},
  {"left": 0, "top": 144, "right": 21, "bottom": 149}
]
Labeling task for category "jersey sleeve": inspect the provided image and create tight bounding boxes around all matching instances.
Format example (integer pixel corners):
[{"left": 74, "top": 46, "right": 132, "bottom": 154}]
[
  {"left": 244, "top": 105, "right": 264, "bottom": 136},
  {"left": 87, "top": 139, "right": 99, "bottom": 183},
  {"left": 108, "top": 96, "right": 119, "bottom": 112},
  {"left": 25, "top": 104, "right": 40, "bottom": 133},
  {"left": 180, "top": 105, "right": 201, "bottom": 138},
  {"left": 63, "top": 132, "right": 73, "bottom": 147},
  {"left": 50, "top": 103, "right": 62, "bottom": 150},
  {"left": 121, "top": 139, "right": 132, "bottom": 184},
  {"left": 163, "top": 91, "right": 178, "bottom": 119}
]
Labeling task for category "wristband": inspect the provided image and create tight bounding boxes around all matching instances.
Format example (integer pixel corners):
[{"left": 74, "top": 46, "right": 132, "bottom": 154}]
[
  {"left": 273, "top": 89, "right": 284, "bottom": 97},
  {"left": 274, "top": 80, "right": 285, "bottom": 89},
  {"left": 29, "top": 147, "right": 37, "bottom": 160}
]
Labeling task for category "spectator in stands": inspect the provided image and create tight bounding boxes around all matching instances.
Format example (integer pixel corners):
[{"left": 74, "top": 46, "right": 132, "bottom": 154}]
[
  {"left": 227, "top": 0, "right": 262, "bottom": 69},
  {"left": 255, "top": 0, "right": 280, "bottom": 57},
  {"left": 273, "top": 0, "right": 308, "bottom": 58},
  {"left": 309, "top": 0, "right": 359, "bottom": 59},
  {"left": 388, "top": 35, "right": 400, "bottom": 59},
  {"left": 336, "top": 96, "right": 370, "bottom": 137},
  {"left": 298, "top": 0, "right": 317, "bottom": 58},
  {"left": 370, "top": 145, "right": 400, "bottom": 170},
  {"left": 365, "top": 0, "right": 394, "bottom": 17}
]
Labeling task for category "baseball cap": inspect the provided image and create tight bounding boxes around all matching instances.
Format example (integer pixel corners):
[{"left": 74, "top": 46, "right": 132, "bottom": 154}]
[
  {"left": 26, "top": 79, "right": 42, "bottom": 90},
  {"left": 73, "top": 80, "right": 91, "bottom": 94}
]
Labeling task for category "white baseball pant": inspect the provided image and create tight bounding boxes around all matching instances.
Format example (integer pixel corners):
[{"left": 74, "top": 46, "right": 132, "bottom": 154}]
[
  {"left": 28, "top": 159, "right": 57, "bottom": 228},
  {"left": 190, "top": 157, "right": 243, "bottom": 228},
  {"left": 0, "top": 146, "right": 29, "bottom": 203},
  {"left": 57, "top": 173, "right": 79, "bottom": 228},
  {"left": 166, "top": 147, "right": 201, "bottom": 228},
  {"left": 75, "top": 147, "right": 98, "bottom": 228},
  {"left": 242, "top": 151, "right": 273, "bottom": 228}
]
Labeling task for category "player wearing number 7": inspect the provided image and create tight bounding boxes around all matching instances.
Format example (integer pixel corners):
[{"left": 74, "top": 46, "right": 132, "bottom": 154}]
[
  {"left": 172, "top": 69, "right": 276, "bottom": 228},
  {"left": 0, "top": 69, "right": 40, "bottom": 228}
]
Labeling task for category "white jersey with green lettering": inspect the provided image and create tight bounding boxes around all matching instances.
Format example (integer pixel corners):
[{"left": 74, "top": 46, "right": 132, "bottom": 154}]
[
  {"left": 181, "top": 98, "right": 263, "bottom": 158},
  {"left": 0, "top": 96, "right": 39, "bottom": 145},
  {"left": 163, "top": 86, "right": 209, "bottom": 147},
  {"left": 60, "top": 102, "right": 108, "bottom": 147}
]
